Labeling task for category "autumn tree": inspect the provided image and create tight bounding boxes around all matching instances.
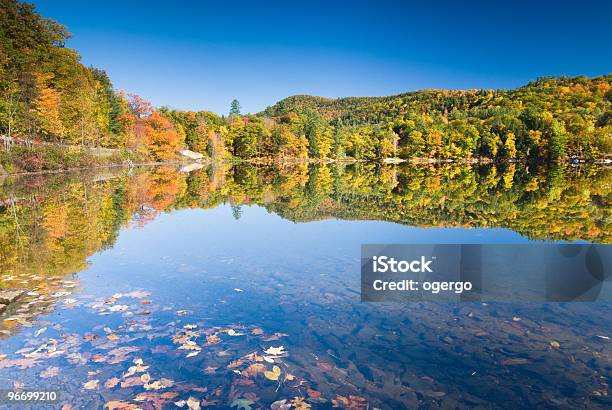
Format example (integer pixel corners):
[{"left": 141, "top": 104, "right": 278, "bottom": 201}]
[
  {"left": 33, "top": 73, "right": 65, "bottom": 142},
  {"left": 143, "top": 111, "right": 182, "bottom": 160}
]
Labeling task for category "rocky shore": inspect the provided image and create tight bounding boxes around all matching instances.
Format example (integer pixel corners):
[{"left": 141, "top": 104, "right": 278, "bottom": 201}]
[{"left": 0, "top": 289, "right": 25, "bottom": 314}]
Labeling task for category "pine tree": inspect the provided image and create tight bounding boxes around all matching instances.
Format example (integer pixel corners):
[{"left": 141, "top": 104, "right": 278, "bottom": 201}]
[{"left": 229, "top": 99, "right": 241, "bottom": 117}]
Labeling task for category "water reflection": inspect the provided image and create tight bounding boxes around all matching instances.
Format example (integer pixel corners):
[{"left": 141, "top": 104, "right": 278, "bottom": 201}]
[{"left": 0, "top": 163, "right": 610, "bottom": 409}]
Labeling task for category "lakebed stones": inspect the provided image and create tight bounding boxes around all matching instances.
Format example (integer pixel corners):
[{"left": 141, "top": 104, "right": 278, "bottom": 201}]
[{"left": 0, "top": 289, "right": 25, "bottom": 313}]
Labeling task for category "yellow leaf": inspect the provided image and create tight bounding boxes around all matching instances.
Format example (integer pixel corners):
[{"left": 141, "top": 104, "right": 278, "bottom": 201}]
[{"left": 264, "top": 365, "right": 281, "bottom": 381}]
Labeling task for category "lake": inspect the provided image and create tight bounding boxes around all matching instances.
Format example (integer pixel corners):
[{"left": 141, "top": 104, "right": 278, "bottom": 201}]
[{"left": 0, "top": 162, "right": 610, "bottom": 409}]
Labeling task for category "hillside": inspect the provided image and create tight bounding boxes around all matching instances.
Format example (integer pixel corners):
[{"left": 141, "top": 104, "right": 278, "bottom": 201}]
[{"left": 260, "top": 76, "right": 611, "bottom": 161}]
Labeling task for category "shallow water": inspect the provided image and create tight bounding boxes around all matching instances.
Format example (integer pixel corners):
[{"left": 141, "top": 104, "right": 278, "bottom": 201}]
[{"left": 0, "top": 163, "right": 610, "bottom": 409}]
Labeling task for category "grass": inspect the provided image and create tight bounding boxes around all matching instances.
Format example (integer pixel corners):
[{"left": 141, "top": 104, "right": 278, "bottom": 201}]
[{"left": 0, "top": 145, "right": 128, "bottom": 174}]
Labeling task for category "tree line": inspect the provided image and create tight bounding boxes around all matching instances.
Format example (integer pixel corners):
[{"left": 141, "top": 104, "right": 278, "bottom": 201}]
[{"left": 1, "top": 0, "right": 610, "bottom": 164}]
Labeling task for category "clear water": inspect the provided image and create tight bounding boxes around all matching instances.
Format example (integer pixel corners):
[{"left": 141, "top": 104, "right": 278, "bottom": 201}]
[{"left": 0, "top": 163, "right": 610, "bottom": 409}]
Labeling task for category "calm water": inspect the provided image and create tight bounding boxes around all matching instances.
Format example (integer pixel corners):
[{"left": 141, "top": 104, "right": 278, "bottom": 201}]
[{"left": 0, "top": 163, "right": 610, "bottom": 409}]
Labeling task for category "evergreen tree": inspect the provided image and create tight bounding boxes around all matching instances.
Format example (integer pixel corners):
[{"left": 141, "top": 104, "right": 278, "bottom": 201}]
[{"left": 229, "top": 99, "right": 241, "bottom": 117}]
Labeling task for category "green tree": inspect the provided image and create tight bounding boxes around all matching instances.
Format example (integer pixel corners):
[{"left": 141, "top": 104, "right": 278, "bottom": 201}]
[{"left": 229, "top": 99, "right": 241, "bottom": 117}]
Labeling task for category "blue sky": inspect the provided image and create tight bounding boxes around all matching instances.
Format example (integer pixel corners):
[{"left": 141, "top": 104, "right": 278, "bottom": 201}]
[{"left": 33, "top": 0, "right": 612, "bottom": 114}]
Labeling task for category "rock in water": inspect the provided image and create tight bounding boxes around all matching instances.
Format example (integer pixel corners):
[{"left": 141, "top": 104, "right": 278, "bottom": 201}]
[{"left": 0, "top": 289, "right": 25, "bottom": 304}]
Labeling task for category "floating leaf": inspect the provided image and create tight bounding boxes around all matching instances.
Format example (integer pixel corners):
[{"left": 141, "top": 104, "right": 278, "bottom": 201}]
[
  {"left": 264, "top": 365, "right": 282, "bottom": 381},
  {"left": 550, "top": 340, "right": 561, "bottom": 348},
  {"left": 263, "top": 346, "right": 286, "bottom": 356}
]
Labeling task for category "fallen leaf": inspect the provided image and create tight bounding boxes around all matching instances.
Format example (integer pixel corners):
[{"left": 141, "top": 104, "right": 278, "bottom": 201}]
[
  {"left": 316, "top": 362, "right": 333, "bottom": 371},
  {"left": 230, "top": 398, "right": 253, "bottom": 410},
  {"left": 121, "top": 377, "right": 144, "bottom": 388},
  {"left": 207, "top": 335, "right": 221, "bottom": 344},
  {"left": 271, "top": 399, "right": 291, "bottom": 410},
  {"left": 105, "top": 400, "right": 140, "bottom": 410},
  {"left": 263, "top": 333, "right": 289, "bottom": 342},
  {"left": 40, "top": 366, "right": 59, "bottom": 378},
  {"left": 501, "top": 358, "right": 529, "bottom": 365},
  {"left": 264, "top": 365, "right": 282, "bottom": 381},
  {"left": 244, "top": 363, "right": 266, "bottom": 377},
  {"left": 83, "top": 379, "right": 99, "bottom": 390},
  {"left": 187, "top": 396, "right": 201, "bottom": 410},
  {"left": 331, "top": 395, "right": 367, "bottom": 409},
  {"left": 263, "top": 346, "right": 286, "bottom": 356},
  {"left": 124, "top": 290, "right": 150, "bottom": 298},
  {"left": 104, "top": 377, "right": 120, "bottom": 389},
  {"left": 291, "top": 397, "right": 311, "bottom": 410}
]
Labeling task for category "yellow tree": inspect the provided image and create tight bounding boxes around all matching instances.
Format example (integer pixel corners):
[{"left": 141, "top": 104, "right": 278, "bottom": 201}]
[{"left": 33, "top": 74, "right": 65, "bottom": 142}]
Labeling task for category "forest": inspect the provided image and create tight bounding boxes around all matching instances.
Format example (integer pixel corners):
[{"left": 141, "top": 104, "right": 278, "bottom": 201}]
[{"left": 0, "top": 0, "right": 611, "bottom": 173}]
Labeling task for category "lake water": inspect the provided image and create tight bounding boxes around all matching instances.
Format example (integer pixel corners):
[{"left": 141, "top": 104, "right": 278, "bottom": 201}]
[{"left": 0, "top": 163, "right": 610, "bottom": 409}]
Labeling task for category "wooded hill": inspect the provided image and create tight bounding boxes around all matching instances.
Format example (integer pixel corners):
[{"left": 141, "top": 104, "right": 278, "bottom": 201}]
[{"left": 261, "top": 76, "right": 612, "bottom": 161}]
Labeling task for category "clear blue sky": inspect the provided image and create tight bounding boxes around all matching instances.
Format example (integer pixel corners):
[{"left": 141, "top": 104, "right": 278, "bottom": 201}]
[{"left": 33, "top": 0, "right": 612, "bottom": 114}]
